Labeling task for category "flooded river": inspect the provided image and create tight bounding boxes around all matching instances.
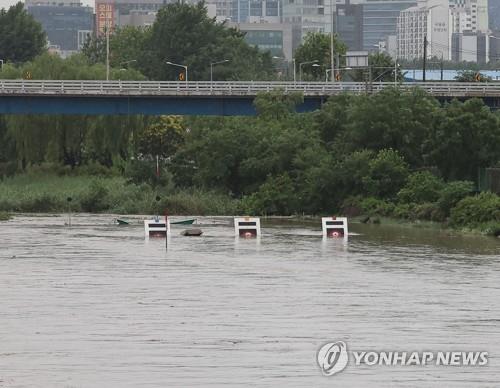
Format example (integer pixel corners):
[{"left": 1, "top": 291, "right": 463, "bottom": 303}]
[{"left": 1, "top": 215, "right": 499, "bottom": 387}]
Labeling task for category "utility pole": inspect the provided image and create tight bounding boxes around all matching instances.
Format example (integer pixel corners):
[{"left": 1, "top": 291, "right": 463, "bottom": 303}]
[
  {"left": 330, "top": 0, "right": 335, "bottom": 82},
  {"left": 423, "top": 34, "right": 427, "bottom": 82},
  {"left": 440, "top": 53, "right": 444, "bottom": 81},
  {"left": 394, "top": 58, "right": 397, "bottom": 86},
  {"left": 106, "top": 27, "right": 110, "bottom": 81},
  {"left": 293, "top": 58, "right": 296, "bottom": 83}
]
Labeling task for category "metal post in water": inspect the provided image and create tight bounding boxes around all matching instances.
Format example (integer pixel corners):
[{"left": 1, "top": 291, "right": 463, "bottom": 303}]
[
  {"left": 67, "top": 197, "right": 72, "bottom": 227},
  {"left": 165, "top": 211, "right": 168, "bottom": 249}
]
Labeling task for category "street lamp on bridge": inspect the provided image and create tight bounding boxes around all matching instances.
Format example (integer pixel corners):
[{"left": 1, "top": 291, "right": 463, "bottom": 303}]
[
  {"left": 166, "top": 61, "right": 188, "bottom": 82},
  {"left": 299, "top": 60, "right": 319, "bottom": 81},
  {"left": 210, "top": 59, "right": 229, "bottom": 83}
]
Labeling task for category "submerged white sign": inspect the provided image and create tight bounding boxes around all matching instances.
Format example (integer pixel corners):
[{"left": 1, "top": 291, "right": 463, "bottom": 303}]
[{"left": 317, "top": 341, "right": 488, "bottom": 376}]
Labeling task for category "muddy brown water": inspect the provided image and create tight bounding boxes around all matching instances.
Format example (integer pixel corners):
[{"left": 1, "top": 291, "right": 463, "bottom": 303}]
[{"left": 1, "top": 215, "right": 499, "bottom": 387}]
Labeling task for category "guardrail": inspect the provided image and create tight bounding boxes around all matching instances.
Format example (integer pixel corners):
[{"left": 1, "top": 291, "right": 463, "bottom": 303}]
[{"left": 0, "top": 80, "right": 499, "bottom": 97}]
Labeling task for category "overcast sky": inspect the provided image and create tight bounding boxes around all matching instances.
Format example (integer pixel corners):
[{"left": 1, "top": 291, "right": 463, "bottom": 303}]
[{"left": 0, "top": 0, "right": 94, "bottom": 10}]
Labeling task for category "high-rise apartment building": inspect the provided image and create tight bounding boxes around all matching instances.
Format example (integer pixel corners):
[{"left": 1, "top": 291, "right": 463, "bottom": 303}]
[
  {"left": 231, "top": 0, "right": 282, "bottom": 23},
  {"left": 95, "top": 0, "right": 170, "bottom": 35},
  {"left": 94, "top": 0, "right": 219, "bottom": 34},
  {"left": 449, "top": 0, "right": 488, "bottom": 33},
  {"left": 282, "top": 0, "right": 327, "bottom": 49},
  {"left": 228, "top": 22, "right": 293, "bottom": 59},
  {"left": 490, "top": 0, "right": 500, "bottom": 29},
  {"left": 359, "top": 0, "right": 417, "bottom": 50},
  {"left": 451, "top": 31, "right": 489, "bottom": 62},
  {"left": 397, "top": 0, "right": 450, "bottom": 60},
  {"left": 26, "top": 1, "right": 93, "bottom": 52},
  {"left": 336, "top": 0, "right": 363, "bottom": 50}
]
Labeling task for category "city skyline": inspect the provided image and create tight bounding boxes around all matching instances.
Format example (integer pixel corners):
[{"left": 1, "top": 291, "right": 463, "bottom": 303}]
[{"left": 0, "top": 0, "right": 93, "bottom": 10}]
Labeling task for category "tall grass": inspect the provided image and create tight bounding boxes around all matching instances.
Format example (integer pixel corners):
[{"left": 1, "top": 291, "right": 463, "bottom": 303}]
[{"left": 0, "top": 173, "right": 239, "bottom": 215}]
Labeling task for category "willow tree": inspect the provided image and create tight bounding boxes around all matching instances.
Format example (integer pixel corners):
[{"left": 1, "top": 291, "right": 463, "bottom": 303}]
[{"left": 0, "top": 2, "right": 46, "bottom": 63}]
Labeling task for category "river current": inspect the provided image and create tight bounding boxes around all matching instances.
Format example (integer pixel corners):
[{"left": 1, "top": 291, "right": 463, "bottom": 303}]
[{"left": 1, "top": 215, "right": 499, "bottom": 387}]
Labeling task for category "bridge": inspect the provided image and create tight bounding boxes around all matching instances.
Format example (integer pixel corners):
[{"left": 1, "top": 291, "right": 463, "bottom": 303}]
[{"left": 1, "top": 80, "right": 499, "bottom": 116}]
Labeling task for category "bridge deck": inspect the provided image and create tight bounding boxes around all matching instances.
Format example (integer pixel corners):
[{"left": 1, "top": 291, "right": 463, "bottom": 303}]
[
  {"left": 0, "top": 80, "right": 500, "bottom": 97},
  {"left": 1, "top": 80, "right": 499, "bottom": 115}
]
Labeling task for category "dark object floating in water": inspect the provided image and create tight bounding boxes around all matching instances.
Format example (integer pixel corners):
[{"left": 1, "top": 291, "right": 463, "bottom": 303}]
[
  {"left": 180, "top": 228, "right": 203, "bottom": 236},
  {"left": 116, "top": 219, "right": 130, "bottom": 225},
  {"left": 170, "top": 218, "right": 196, "bottom": 225}
]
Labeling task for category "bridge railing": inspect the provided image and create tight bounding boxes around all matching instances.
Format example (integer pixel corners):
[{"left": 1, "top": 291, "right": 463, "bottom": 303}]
[{"left": 0, "top": 80, "right": 499, "bottom": 97}]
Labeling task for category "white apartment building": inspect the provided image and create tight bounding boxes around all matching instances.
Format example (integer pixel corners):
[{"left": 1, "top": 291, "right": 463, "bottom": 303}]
[
  {"left": 449, "top": 0, "right": 488, "bottom": 33},
  {"left": 397, "top": 5, "right": 428, "bottom": 59},
  {"left": 397, "top": 0, "right": 451, "bottom": 60}
]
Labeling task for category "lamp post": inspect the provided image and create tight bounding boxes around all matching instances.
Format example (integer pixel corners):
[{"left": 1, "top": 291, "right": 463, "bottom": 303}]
[
  {"left": 336, "top": 66, "right": 353, "bottom": 81},
  {"left": 210, "top": 59, "right": 229, "bottom": 83},
  {"left": 166, "top": 61, "right": 188, "bottom": 83},
  {"left": 292, "top": 58, "right": 296, "bottom": 82},
  {"left": 272, "top": 56, "right": 285, "bottom": 79},
  {"left": 299, "top": 60, "right": 319, "bottom": 81},
  {"left": 325, "top": 68, "right": 332, "bottom": 82}
]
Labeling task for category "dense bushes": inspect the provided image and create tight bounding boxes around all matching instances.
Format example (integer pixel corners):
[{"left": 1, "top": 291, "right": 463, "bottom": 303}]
[
  {"left": 397, "top": 171, "right": 444, "bottom": 204},
  {"left": 450, "top": 192, "right": 500, "bottom": 228},
  {"left": 340, "top": 173, "right": 482, "bottom": 226}
]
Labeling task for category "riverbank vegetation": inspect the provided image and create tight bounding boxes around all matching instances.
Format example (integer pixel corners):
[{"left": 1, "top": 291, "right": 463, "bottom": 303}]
[
  {"left": 0, "top": 211, "right": 11, "bottom": 221},
  {"left": 0, "top": 3, "right": 499, "bottom": 235},
  {"left": 1, "top": 88, "right": 500, "bottom": 235}
]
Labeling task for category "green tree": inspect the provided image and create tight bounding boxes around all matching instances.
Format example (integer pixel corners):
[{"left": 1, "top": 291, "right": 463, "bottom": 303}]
[
  {"left": 0, "top": 2, "right": 46, "bottom": 63},
  {"left": 0, "top": 116, "right": 17, "bottom": 176},
  {"left": 293, "top": 32, "right": 346, "bottom": 81},
  {"left": 397, "top": 171, "right": 444, "bottom": 204},
  {"left": 82, "top": 3, "right": 274, "bottom": 81},
  {"left": 137, "top": 116, "right": 186, "bottom": 159},
  {"left": 254, "top": 89, "right": 303, "bottom": 120},
  {"left": 313, "top": 94, "right": 355, "bottom": 147},
  {"left": 171, "top": 104, "right": 318, "bottom": 195},
  {"left": 242, "top": 173, "right": 299, "bottom": 215},
  {"left": 424, "top": 99, "right": 500, "bottom": 181},
  {"left": 343, "top": 88, "right": 440, "bottom": 167},
  {"left": 142, "top": 2, "right": 273, "bottom": 81},
  {"left": 82, "top": 26, "right": 150, "bottom": 73},
  {"left": 362, "top": 149, "right": 409, "bottom": 198}
]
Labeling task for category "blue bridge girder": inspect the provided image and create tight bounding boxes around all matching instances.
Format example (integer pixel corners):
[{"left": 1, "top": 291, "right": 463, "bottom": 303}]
[{"left": 0, "top": 80, "right": 499, "bottom": 116}]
